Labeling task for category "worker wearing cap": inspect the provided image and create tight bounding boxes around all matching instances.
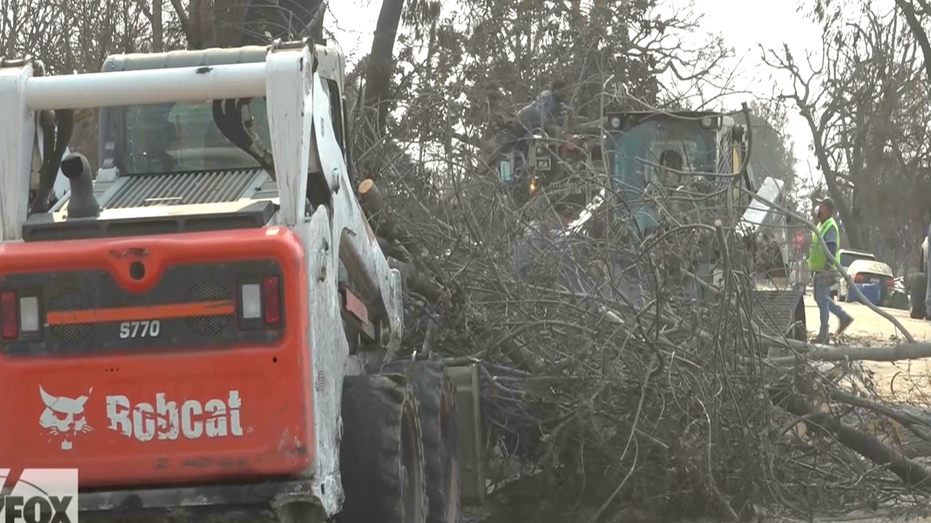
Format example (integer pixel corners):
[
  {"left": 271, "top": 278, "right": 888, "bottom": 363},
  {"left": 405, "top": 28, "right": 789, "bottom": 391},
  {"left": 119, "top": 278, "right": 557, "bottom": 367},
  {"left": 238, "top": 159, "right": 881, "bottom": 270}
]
[{"left": 808, "top": 196, "right": 854, "bottom": 343}]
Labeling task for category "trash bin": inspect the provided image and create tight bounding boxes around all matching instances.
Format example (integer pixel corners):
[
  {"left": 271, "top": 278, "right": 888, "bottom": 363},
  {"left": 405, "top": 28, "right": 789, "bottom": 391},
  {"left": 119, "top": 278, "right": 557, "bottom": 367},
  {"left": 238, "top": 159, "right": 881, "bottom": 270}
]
[{"left": 854, "top": 283, "right": 882, "bottom": 306}]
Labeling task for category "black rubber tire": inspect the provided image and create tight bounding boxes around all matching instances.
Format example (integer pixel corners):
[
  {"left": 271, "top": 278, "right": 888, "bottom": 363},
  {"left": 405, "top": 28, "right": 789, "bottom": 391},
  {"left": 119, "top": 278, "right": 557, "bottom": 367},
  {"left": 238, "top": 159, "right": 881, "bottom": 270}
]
[
  {"left": 910, "top": 272, "right": 928, "bottom": 320},
  {"left": 383, "top": 359, "right": 461, "bottom": 523},
  {"left": 338, "top": 374, "right": 427, "bottom": 523}
]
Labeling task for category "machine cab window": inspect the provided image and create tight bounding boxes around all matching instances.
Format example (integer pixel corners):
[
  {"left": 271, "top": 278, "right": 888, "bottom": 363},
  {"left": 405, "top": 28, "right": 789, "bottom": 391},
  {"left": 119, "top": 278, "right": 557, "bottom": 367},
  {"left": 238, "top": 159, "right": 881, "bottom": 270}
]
[{"left": 107, "top": 98, "right": 272, "bottom": 175}]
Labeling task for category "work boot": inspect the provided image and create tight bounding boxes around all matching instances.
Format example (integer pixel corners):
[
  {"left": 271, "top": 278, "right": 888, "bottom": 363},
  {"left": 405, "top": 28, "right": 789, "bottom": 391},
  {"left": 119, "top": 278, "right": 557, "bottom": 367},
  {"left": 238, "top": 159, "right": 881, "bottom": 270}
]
[
  {"left": 836, "top": 316, "right": 854, "bottom": 337},
  {"left": 812, "top": 332, "right": 829, "bottom": 344}
]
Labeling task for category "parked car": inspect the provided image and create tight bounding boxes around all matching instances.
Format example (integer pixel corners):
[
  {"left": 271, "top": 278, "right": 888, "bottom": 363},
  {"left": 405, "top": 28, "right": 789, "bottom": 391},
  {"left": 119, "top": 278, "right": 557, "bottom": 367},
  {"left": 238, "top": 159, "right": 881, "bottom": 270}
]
[
  {"left": 838, "top": 258, "right": 895, "bottom": 304},
  {"left": 830, "top": 249, "right": 878, "bottom": 298}
]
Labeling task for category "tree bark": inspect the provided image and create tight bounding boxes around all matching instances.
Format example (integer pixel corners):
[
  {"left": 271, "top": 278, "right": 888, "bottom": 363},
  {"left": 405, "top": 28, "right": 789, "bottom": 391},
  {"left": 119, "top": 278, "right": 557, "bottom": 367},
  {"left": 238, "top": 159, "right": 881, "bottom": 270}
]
[
  {"left": 768, "top": 385, "right": 931, "bottom": 488},
  {"left": 802, "top": 106, "right": 868, "bottom": 249},
  {"left": 828, "top": 387, "right": 931, "bottom": 444},
  {"left": 895, "top": 0, "right": 931, "bottom": 88},
  {"left": 767, "top": 341, "right": 931, "bottom": 365},
  {"left": 363, "top": 0, "right": 406, "bottom": 143},
  {"left": 167, "top": 0, "right": 194, "bottom": 45},
  {"left": 170, "top": 0, "right": 326, "bottom": 49},
  {"left": 153, "top": 0, "right": 163, "bottom": 52},
  {"left": 358, "top": 178, "right": 450, "bottom": 304}
]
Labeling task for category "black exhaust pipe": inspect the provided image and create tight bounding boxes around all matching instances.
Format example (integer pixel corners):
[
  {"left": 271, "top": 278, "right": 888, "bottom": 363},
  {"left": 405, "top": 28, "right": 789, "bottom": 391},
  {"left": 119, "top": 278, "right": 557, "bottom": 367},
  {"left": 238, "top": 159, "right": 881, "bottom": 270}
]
[{"left": 61, "top": 153, "right": 100, "bottom": 219}]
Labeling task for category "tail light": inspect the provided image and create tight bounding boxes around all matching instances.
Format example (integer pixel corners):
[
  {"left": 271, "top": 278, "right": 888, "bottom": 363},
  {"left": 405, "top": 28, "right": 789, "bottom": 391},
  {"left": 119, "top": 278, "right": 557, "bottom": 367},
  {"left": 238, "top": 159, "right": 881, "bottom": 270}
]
[
  {"left": 239, "top": 277, "right": 283, "bottom": 329},
  {"left": 1, "top": 290, "right": 41, "bottom": 340},
  {"left": 2, "top": 291, "right": 17, "bottom": 339},
  {"left": 263, "top": 277, "right": 281, "bottom": 325},
  {"left": 885, "top": 278, "right": 894, "bottom": 287}
]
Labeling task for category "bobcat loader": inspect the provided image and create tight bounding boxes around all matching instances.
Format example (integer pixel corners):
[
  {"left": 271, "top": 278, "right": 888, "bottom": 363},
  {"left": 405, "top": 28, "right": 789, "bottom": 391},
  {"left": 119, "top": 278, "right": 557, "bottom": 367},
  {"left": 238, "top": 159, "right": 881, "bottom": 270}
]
[{"left": 0, "top": 41, "right": 486, "bottom": 523}]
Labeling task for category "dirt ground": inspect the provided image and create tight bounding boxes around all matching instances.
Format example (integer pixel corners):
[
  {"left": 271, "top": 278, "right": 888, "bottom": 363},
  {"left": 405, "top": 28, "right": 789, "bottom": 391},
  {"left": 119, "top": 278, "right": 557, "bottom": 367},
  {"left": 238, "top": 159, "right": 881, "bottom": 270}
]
[
  {"left": 805, "top": 292, "right": 931, "bottom": 403},
  {"left": 808, "top": 294, "right": 931, "bottom": 341}
]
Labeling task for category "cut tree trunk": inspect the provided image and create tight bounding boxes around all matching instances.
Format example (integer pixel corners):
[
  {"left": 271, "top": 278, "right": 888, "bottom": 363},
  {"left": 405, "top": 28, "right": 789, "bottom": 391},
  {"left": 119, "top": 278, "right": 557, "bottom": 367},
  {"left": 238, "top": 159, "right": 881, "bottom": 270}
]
[
  {"left": 767, "top": 342, "right": 931, "bottom": 365},
  {"left": 768, "top": 385, "right": 931, "bottom": 488},
  {"left": 359, "top": 178, "right": 414, "bottom": 249},
  {"left": 359, "top": 179, "right": 450, "bottom": 304}
]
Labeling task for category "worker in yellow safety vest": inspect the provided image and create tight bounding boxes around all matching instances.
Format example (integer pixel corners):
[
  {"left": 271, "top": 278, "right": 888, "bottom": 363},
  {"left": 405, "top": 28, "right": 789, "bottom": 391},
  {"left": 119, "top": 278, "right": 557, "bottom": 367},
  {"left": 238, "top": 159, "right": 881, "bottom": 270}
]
[{"left": 807, "top": 197, "right": 854, "bottom": 343}]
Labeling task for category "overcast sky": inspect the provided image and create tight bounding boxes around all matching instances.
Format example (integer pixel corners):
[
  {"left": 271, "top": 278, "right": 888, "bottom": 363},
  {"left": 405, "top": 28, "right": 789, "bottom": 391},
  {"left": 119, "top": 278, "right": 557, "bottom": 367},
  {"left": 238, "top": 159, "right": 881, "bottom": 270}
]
[
  {"left": 325, "top": 0, "right": 826, "bottom": 194},
  {"left": 693, "top": 0, "right": 824, "bottom": 192}
]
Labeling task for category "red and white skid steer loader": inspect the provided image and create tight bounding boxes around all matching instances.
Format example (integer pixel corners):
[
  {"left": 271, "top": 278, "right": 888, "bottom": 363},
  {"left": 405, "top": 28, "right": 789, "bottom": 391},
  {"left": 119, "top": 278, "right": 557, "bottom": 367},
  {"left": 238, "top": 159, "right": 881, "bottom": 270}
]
[{"left": 0, "top": 40, "right": 487, "bottom": 523}]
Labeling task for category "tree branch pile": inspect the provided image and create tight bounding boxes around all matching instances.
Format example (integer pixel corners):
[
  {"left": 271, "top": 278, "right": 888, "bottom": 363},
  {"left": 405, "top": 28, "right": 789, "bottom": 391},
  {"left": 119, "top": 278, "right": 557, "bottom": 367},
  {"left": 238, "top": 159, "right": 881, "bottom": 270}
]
[{"left": 355, "top": 129, "right": 931, "bottom": 520}]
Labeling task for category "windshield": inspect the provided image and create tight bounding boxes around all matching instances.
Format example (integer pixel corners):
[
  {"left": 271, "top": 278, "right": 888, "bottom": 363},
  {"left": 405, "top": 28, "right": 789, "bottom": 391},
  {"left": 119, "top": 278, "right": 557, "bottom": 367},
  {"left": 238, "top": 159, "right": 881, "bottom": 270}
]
[
  {"left": 840, "top": 251, "right": 875, "bottom": 268},
  {"left": 102, "top": 98, "right": 271, "bottom": 174},
  {"left": 604, "top": 118, "right": 718, "bottom": 236}
]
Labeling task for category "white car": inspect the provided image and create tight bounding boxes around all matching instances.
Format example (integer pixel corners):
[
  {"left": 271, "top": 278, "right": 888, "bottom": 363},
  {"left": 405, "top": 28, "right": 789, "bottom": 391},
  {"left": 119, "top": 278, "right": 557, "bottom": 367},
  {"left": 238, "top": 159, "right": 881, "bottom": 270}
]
[
  {"left": 838, "top": 258, "right": 895, "bottom": 304},
  {"left": 830, "top": 249, "right": 877, "bottom": 298}
]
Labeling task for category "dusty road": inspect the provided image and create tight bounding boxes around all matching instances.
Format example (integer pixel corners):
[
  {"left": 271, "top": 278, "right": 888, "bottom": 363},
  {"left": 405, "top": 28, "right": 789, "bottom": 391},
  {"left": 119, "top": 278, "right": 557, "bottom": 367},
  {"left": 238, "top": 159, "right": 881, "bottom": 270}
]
[
  {"left": 807, "top": 294, "right": 931, "bottom": 341},
  {"left": 804, "top": 292, "right": 931, "bottom": 402}
]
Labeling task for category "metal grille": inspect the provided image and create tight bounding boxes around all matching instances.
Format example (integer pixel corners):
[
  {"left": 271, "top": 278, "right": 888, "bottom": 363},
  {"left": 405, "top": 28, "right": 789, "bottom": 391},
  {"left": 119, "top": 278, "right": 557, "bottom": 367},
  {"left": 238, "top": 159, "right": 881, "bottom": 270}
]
[
  {"left": 49, "top": 287, "right": 93, "bottom": 343},
  {"left": 186, "top": 282, "right": 231, "bottom": 337},
  {"left": 716, "top": 127, "right": 732, "bottom": 177},
  {"left": 751, "top": 285, "right": 807, "bottom": 339},
  {"left": 106, "top": 169, "right": 260, "bottom": 209}
]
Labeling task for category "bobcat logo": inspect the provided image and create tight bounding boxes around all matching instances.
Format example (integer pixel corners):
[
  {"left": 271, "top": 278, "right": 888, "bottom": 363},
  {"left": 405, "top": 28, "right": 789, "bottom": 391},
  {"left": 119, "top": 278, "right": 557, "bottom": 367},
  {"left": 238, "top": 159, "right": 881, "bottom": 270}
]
[{"left": 39, "top": 386, "right": 93, "bottom": 450}]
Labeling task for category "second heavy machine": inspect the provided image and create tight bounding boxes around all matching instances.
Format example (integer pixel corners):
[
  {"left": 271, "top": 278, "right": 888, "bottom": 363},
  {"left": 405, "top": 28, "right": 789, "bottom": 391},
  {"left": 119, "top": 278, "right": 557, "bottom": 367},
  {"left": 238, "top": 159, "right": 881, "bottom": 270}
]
[{"left": 496, "top": 108, "right": 807, "bottom": 341}]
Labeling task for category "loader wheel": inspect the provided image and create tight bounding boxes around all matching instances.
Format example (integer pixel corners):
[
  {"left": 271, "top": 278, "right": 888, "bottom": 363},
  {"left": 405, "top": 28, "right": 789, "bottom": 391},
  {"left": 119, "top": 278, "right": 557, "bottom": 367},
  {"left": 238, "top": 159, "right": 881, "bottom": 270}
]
[
  {"left": 910, "top": 272, "right": 928, "bottom": 319},
  {"left": 383, "top": 359, "right": 461, "bottom": 523},
  {"left": 338, "top": 374, "right": 427, "bottom": 523}
]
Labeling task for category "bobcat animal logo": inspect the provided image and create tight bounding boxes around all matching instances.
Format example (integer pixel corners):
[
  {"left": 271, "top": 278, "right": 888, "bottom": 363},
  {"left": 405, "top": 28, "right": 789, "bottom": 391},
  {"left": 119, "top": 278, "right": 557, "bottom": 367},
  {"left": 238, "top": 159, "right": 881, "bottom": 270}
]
[{"left": 38, "top": 385, "right": 94, "bottom": 451}]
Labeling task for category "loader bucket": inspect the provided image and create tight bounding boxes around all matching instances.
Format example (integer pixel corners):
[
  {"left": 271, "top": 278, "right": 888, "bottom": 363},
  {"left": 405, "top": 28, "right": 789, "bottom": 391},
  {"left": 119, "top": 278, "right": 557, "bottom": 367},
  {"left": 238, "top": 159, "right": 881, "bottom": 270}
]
[{"left": 446, "top": 364, "right": 487, "bottom": 504}]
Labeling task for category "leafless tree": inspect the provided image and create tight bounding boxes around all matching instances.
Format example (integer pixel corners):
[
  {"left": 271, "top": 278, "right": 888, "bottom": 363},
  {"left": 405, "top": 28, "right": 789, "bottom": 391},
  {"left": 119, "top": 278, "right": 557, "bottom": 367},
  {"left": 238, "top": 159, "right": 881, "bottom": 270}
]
[{"left": 764, "top": 1, "right": 929, "bottom": 254}]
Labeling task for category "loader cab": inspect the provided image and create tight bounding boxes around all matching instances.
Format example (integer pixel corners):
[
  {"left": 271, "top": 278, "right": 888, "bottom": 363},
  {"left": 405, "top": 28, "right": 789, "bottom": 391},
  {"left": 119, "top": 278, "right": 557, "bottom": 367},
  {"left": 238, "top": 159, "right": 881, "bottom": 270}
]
[
  {"left": 29, "top": 44, "right": 352, "bottom": 240},
  {"left": 96, "top": 46, "right": 350, "bottom": 178},
  {"left": 603, "top": 111, "right": 755, "bottom": 238},
  {"left": 100, "top": 93, "right": 272, "bottom": 175},
  {"left": 21, "top": 47, "right": 289, "bottom": 241},
  {"left": 96, "top": 47, "right": 274, "bottom": 178}
]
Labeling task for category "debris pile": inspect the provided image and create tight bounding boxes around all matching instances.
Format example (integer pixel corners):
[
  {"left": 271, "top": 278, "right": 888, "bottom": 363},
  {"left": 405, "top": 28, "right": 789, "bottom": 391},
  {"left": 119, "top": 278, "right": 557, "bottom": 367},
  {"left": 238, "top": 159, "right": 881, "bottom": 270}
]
[{"left": 356, "top": 129, "right": 931, "bottom": 522}]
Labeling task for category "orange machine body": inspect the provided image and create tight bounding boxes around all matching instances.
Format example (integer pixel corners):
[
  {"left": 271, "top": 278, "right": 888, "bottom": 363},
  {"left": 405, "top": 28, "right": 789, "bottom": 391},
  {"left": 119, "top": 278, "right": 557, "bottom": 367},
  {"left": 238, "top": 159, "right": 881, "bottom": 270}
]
[{"left": 0, "top": 227, "right": 313, "bottom": 488}]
